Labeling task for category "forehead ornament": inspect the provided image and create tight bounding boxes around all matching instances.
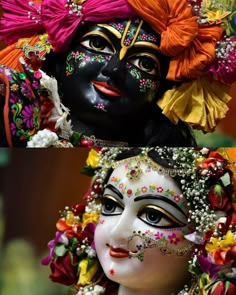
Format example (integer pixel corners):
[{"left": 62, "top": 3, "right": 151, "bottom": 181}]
[
  {"left": 119, "top": 19, "right": 143, "bottom": 60},
  {"left": 111, "top": 152, "right": 192, "bottom": 180}
]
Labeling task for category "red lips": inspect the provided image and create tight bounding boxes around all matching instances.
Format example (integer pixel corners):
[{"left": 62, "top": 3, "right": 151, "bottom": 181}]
[
  {"left": 91, "top": 80, "right": 122, "bottom": 97},
  {"left": 107, "top": 244, "right": 129, "bottom": 258}
]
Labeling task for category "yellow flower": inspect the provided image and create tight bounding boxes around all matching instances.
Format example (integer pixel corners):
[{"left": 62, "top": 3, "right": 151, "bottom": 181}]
[
  {"left": 86, "top": 149, "right": 99, "bottom": 168},
  {"left": 78, "top": 259, "right": 99, "bottom": 286},
  {"left": 195, "top": 157, "right": 205, "bottom": 166},
  {"left": 37, "top": 34, "right": 53, "bottom": 54},
  {"left": 82, "top": 212, "right": 99, "bottom": 229},
  {"left": 206, "top": 230, "right": 235, "bottom": 252}
]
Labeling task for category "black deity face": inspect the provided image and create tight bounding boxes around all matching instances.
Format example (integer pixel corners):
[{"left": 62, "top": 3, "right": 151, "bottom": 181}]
[{"left": 59, "top": 18, "right": 169, "bottom": 129}]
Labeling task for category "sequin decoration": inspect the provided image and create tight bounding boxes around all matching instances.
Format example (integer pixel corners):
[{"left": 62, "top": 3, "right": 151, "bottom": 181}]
[
  {"left": 65, "top": 0, "right": 86, "bottom": 16},
  {"left": 189, "top": 0, "right": 236, "bottom": 36}
]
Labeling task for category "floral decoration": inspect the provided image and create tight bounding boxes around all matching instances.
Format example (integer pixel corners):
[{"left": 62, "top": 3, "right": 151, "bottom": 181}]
[
  {"left": 42, "top": 147, "right": 236, "bottom": 294},
  {"left": 0, "top": 63, "right": 41, "bottom": 146}
]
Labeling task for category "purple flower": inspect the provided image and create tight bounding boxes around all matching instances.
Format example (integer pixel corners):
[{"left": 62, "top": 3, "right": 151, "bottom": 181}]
[
  {"left": 32, "top": 80, "right": 39, "bottom": 90},
  {"left": 10, "top": 123, "right": 16, "bottom": 135},
  {"left": 9, "top": 93, "right": 19, "bottom": 104},
  {"left": 41, "top": 231, "right": 64, "bottom": 265},
  {"left": 83, "top": 223, "right": 96, "bottom": 249},
  {"left": 21, "top": 82, "right": 32, "bottom": 98},
  {"left": 22, "top": 105, "right": 35, "bottom": 128},
  {"left": 197, "top": 255, "right": 221, "bottom": 280},
  {"left": 6, "top": 74, "right": 13, "bottom": 80}
]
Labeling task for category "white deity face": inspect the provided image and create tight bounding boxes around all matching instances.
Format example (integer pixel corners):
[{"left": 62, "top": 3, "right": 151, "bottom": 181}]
[{"left": 94, "top": 159, "right": 193, "bottom": 294}]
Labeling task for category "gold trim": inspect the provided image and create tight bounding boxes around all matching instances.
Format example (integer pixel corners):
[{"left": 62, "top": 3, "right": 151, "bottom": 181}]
[
  {"left": 119, "top": 19, "right": 143, "bottom": 60},
  {"left": 112, "top": 155, "right": 192, "bottom": 177},
  {"left": 134, "top": 41, "right": 160, "bottom": 52},
  {"left": 97, "top": 24, "right": 122, "bottom": 39},
  {"left": 102, "top": 194, "right": 124, "bottom": 210},
  {"left": 139, "top": 205, "right": 185, "bottom": 226},
  {"left": 81, "top": 31, "right": 116, "bottom": 53}
]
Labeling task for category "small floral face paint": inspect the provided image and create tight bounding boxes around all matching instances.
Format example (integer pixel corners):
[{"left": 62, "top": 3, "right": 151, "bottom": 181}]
[
  {"left": 94, "top": 160, "right": 192, "bottom": 293},
  {"left": 59, "top": 18, "right": 167, "bottom": 128}
]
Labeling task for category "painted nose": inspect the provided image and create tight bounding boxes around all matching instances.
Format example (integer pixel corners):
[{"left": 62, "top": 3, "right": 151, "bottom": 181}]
[{"left": 101, "top": 54, "right": 125, "bottom": 80}]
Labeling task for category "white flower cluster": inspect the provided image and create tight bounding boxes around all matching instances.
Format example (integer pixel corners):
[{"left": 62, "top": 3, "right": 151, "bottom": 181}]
[
  {"left": 65, "top": 0, "right": 85, "bottom": 16},
  {"left": 27, "top": 129, "right": 59, "bottom": 147},
  {"left": 76, "top": 284, "right": 105, "bottom": 295},
  {"left": 85, "top": 201, "right": 101, "bottom": 213}
]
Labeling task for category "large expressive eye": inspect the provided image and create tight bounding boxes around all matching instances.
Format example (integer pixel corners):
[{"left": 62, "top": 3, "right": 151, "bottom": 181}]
[
  {"left": 128, "top": 54, "right": 160, "bottom": 76},
  {"left": 101, "top": 195, "right": 124, "bottom": 216},
  {"left": 138, "top": 205, "right": 182, "bottom": 228},
  {"left": 80, "top": 34, "right": 115, "bottom": 54}
]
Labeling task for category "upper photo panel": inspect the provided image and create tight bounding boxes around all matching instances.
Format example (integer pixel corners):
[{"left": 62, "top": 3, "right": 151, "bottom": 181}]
[{"left": 0, "top": 0, "right": 236, "bottom": 147}]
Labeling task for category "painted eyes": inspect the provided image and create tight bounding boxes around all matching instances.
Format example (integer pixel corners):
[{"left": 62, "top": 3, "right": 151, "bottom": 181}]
[
  {"left": 138, "top": 205, "right": 181, "bottom": 228},
  {"left": 101, "top": 196, "right": 123, "bottom": 216},
  {"left": 129, "top": 54, "right": 160, "bottom": 76},
  {"left": 80, "top": 34, "right": 114, "bottom": 54},
  {"left": 101, "top": 196, "right": 182, "bottom": 228}
]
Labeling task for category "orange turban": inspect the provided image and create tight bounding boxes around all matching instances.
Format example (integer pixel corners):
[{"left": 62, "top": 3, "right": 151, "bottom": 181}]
[{"left": 127, "top": 0, "right": 223, "bottom": 81}]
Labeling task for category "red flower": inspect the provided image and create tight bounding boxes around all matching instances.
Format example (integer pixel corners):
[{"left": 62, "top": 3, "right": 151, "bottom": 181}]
[
  {"left": 49, "top": 252, "right": 78, "bottom": 286},
  {"left": 71, "top": 203, "right": 86, "bottom": 215},
  {"left": 210, "top": 281, "right": 236, "bottom": 295},
  {"left": 199, "top": 152, "right": 228, "bottom": 178},
  {"left": 212, "top": 247, "right": 236, "bottom": 265},
  {"left": 56, "top": 219, "right": 84, "bottom": 240},
  {"left": 40, "top": 95, "right": 57, "bottom": 131},
  {"left": 207, "top": 184, "right": 232, "bottom": 212}
]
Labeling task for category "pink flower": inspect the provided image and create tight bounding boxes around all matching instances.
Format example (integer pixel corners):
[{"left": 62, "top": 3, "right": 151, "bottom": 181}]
[
  {"left": 141, "top": 186, "right": 147, "bottom": 193},
  {"left": 168, "top": 233, "right": 180, "bottom": 245},
  {"left": 174, "top": 195, "right": 180, "bottom": 203},
  {"left": 34, "top": 70, "right": 42, "bottom": 80},
  {"left": 156, "top": 187, "right": 163, "bottom": 193},
  {"left": 119, "top": 183, "right": 124, "bottom": 189},
  {"left": 154, "top": 232, "right": 163, "bottom": 240}
]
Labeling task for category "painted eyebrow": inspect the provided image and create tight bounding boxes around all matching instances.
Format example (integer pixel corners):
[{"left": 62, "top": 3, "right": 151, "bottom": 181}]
[
  {"left": 134, "top": 41, "right": 160, "bottom": 52},
  {"left": 98, "top": 24, "right": 122, "bottom": 39},
  {"left": 134, "top": 194, "right": 187, "bottom": 218},
  {"left": 104, "top": 184, "right": 123, "bottom": 200}
]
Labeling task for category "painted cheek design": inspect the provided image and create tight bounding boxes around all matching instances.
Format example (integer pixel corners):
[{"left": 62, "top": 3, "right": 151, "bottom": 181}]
[
  {"left": 94, "top": 103, "right": 107, "bottom": 112},
  {"left": 109, "top": 268, "right": 115, "bottom": 276},
  {"left": 126, "top": 64, "right": 159, "bottom": 97},
  {"left": 65, "top": 51, "right": 111, "bottom": 75},
  {"left": 127, "top": 230, "right": 192, "bottom": 261}
]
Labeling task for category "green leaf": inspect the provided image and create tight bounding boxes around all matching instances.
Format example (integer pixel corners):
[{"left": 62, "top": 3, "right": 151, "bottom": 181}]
[
  {"left": 86, "top": 258, "right": 96, "bottom": 272},
  {"left": 224, "top": 281, "right": 231, "bottom": 294},
  {"left": 69, "top": 131, "right": 83, "bottom": 146},
  {"left": 80, "top": 165, "right": 96, "bottom": 176},
  {"left": 55, "top": 244, "right": 67, "bottom": 257},
  {"left": 209, "top": 281, "right": 221, "bottom": 293},
  {"left": 68, "top": 237, "right": 78, "bottom": 252},
  {"left": 214, "top": 184, "right": 223, "bottom": 196}
]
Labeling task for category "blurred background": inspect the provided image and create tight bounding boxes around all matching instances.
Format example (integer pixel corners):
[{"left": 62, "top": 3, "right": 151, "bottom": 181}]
[{"left": 0, "top": 149, "right": 91, "bottom": 295}]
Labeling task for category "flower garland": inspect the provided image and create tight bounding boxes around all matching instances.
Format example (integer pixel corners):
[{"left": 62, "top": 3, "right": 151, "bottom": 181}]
[{"left": 42, "top": 147, "right": 236, "bottom": 294}]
